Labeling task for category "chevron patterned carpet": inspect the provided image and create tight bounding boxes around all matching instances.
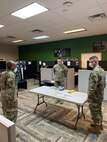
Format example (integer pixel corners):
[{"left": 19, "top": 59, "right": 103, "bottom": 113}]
[{"left": 0, "top": 79, "right": 107, "bottom": 142}]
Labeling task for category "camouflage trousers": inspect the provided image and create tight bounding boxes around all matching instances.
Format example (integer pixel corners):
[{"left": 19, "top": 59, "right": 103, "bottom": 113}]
[
  {"left": 54, "top": 80, "right": 64, "bottom": 88},
  {"left": 1, "top": 99, "right": 18, "bottom": 123},
  {"left": 89, "top": 101, "right": 102, "bottom": 126}
]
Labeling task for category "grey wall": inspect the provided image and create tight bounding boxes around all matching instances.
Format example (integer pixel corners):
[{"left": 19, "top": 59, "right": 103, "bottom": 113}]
[{"left": 0, "top": 44, "right": 18, "bottom": 61}]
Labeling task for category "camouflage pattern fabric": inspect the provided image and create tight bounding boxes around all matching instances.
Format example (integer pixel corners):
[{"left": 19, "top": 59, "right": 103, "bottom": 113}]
[
  {"left": 89, "top": 101, "right": 102, "bottom": 125},
  {"left": 0, "top": 88, "right": 1, "bottom": 102},
  {"left": 88, "top": 66, "right": 106, "bottom": 125},
  {"left": 54, "top": 80, "right": 65, "bottom": 88},
  {"left": 0, "top": 70, "right": 18, "bottom": 123},
  {"left": 53, "top": 64, "right": 68, "bottom": 87}
]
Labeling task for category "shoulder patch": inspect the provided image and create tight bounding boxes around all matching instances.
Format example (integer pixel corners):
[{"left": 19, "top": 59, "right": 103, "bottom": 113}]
[{"left": 7, "top": 77, "right": 14, "bottom": 81}]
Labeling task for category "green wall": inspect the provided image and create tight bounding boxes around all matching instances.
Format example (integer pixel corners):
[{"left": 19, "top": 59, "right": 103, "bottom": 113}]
[{"left": 19, "top": 34, "right": 107, "bottom": 61}]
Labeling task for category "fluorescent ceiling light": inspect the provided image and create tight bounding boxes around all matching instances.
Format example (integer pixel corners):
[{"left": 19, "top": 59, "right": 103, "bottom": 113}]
[
  {"left": 11, "top": 2, "right": 48, "bottom": 19},
  {"left": 64, "top": 28, "right": 86, "bottom": 34},
  {"left": 12, "top": 40, "right": 24, "bottom": 43},
  {"left": 33, "top": 35, "right": 49, "bottom": 39},
  {"left": 0, "top": 25, "right": 5, "bottom": 28}
]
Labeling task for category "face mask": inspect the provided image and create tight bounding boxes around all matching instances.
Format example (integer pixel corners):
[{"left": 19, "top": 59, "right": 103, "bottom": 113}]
[
  {"left": 14, "top": 68, "right": 17, "bottom": 73},
  {"left": 89, "top": 62, "right": 93, "bottom": 68}
]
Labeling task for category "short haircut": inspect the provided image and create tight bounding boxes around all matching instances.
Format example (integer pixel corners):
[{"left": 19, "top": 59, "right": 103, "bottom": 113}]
[
  {"left": 89, "top": 56, "right": 98, "bottom": 61},
  {"left": 7, "top": 61, "right": 16, "bottom": 70},
  {"left": 57, "top": 57, "right": 62, "bottom": 60}
]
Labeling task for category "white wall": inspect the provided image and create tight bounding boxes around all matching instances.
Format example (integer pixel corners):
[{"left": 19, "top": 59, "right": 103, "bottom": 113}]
[
  {"left": 0, "top": 44, "right": 18, "bottom": 61},
  {"left": 78, "top": 70, "right": 91, "bottom": 93}
]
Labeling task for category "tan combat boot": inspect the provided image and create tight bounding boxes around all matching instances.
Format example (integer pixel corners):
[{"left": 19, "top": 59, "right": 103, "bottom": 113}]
[
  {"left": 90, "top": 123, "right": 103, "bottom": 130},
  {"left": 88, "top": 125, "right": 101, "bottom": 134}
]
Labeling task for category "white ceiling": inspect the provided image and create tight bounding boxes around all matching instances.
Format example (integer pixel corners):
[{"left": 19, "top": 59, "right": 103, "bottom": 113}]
[{"left": 0, "top": 0, "right": 107, "bottom": 45}]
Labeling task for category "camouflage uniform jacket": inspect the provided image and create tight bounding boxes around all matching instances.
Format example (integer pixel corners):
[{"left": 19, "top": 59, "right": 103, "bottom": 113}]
[
  {"left": 53, "top": 64, "right": 68, "bottom": 82},
  {"left": 88, "top": 66, "right": 106, "bottom": 102},
  {"left": 0, "top": 70, "right": 17, "bottom": 104}
]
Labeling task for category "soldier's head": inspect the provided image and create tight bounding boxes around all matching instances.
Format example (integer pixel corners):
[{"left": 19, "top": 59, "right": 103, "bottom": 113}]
[
  {"left": 89, "top": 56, "right": 99, "bottom": 68},
  {"left": 57, "top": 57, "right": 63, "bottom": 65},
  {"left": 7, "top": 61, "right": 16, "bottom": 71}
]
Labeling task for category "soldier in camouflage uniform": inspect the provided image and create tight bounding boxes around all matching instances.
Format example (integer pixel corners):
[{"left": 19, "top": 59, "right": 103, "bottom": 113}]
[
  {"left": 53, "top": 57, "right": 68, "bottom": 103},
  {"left": 0, "top": 61, "right": 18, "bottom": 123},
  {"left": 88, "top": 56, "right": 106, "bottom": 134},
  {"left": 53, "top": 57, "right": 68, "bottom": 87}
]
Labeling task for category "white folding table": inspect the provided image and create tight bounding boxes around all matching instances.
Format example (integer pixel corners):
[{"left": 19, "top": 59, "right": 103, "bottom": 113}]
[{"left": 30, "top": 86, "right": 88, "bottom": 129}]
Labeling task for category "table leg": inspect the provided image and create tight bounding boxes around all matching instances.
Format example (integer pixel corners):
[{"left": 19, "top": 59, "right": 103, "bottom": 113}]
[
  {"left": 34, "top": 94, "right": 47, "bottom": 113},
  {"left": 81, "top": 105, "right": 85, "bottom": 119},
  {"left": 74, "top": 105, "right": 85, "bottom": 129},
  {"left": 75, "top": 105, "right": 80, "bottom": 129}
]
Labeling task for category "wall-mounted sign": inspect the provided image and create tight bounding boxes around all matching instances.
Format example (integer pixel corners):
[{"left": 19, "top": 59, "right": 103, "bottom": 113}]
[
  {"left": 54, "top": 48, "right": 71, "bottom": 57},
  {"left": 93, "top": 41, "right": 107, "bottom": 52}
]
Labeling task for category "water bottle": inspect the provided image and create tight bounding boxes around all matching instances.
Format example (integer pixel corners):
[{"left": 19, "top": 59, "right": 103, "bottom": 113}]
[{"left": 91, "top": 134, "right": 97, "bottom": 141}]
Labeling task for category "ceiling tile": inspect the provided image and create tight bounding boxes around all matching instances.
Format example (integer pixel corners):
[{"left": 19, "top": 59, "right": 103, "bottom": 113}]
[{"left": 0, "top": 0, "right": 107, "bottom": 45}]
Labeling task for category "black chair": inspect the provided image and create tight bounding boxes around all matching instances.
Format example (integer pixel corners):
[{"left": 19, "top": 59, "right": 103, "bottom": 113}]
[{"left": 18, "top": 80, "right": 27, "bottom": 89}]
